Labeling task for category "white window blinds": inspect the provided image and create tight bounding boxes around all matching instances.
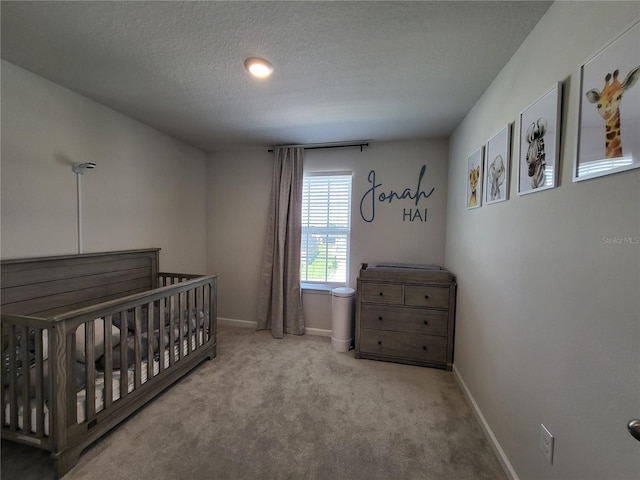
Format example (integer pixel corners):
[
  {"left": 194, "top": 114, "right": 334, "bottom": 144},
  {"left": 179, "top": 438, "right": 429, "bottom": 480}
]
[{"left": 301, "top": 173, "right": 352, "bottom": 285}]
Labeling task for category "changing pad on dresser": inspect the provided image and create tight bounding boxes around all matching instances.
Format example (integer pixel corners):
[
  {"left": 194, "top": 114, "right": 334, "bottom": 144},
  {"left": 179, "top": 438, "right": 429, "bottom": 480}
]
[{"left": 359, "top": 262, "right": 455, "bottom": 284}]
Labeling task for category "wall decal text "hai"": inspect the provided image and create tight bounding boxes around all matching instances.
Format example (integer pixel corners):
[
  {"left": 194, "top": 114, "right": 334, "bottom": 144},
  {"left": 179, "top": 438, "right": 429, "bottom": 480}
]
[{"left": 359, "top": 165, "right": 435, "bottom": 223}]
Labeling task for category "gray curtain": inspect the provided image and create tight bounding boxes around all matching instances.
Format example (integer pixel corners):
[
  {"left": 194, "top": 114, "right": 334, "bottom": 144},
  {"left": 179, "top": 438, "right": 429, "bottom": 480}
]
[{"left": 257, "top": 147, "right": 305, "bottom": 338}]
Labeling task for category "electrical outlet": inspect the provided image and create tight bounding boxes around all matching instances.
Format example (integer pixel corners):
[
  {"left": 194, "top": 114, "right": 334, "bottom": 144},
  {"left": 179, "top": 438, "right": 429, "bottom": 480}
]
[{"left": 540, "top": 424, "right": 554, "bottom": 464}]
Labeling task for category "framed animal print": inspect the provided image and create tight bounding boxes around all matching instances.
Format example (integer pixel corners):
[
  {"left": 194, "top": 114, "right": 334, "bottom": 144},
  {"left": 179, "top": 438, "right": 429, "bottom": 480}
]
[
  {"left": 466, "top": 146, "right": 483, "bottom": 209},
  {"left": 485, "top": 125, "right": 511, "bottom": 205},
  {"left": 518, "top": 83, "right": 562, "bottom": 195},
  {"left": 574, "top": 18, "right": 640, "bottom": 182}
]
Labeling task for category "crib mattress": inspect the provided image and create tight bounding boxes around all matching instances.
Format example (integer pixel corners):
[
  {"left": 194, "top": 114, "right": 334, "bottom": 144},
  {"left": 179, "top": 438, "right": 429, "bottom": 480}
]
[{"left": 4, "top": 333, "right": 204, "bottom": 436}]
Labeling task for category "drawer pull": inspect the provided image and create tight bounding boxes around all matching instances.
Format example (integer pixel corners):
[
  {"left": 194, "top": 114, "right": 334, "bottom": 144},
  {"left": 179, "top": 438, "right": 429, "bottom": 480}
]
[
  {"left": 423, "top": 320, "right": 428, "bottom": 326},
  {"left": 378, "top": 316, "right": 383, "bottom": 321},
  {"left": 422, "top": 346, "right": 428, "bottom": 351},
  {"left": 378, "top": 340, "right": 382, "bottom": 345},
  {"left": 424, "top": 295, "right": 429, "bottom": 299},
  {"left": 379, "top": 292, "right": 384, "bottom": 296}
]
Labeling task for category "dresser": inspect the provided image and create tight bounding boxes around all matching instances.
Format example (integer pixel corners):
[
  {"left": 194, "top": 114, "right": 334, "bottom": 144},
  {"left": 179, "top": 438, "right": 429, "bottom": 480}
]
[{"left": 355, "top": 263, "right": 456, "bottom": 371}]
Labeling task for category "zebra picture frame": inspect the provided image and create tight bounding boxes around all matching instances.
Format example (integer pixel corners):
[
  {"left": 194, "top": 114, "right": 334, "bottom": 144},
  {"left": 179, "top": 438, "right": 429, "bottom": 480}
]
[
  {"left": 518, "top": 82, "right": 562, "bottom": 196},
  {"left": 485, "top": 124, "right": 511, "bottom": 205},
  {"left": 574, "top": 18, "right": 640, "bottom": 182}
]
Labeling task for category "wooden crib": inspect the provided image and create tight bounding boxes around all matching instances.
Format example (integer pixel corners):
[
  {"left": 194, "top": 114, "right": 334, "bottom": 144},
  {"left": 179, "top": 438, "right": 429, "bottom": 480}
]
[{"left": 1, "top": 249, "right": 217, "bottom": 478}]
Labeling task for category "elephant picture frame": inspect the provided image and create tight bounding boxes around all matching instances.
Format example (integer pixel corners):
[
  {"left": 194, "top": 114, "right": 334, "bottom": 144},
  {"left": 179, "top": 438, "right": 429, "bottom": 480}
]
[{"left": 484, "top": 125, "right": 511, "bottom": 205}]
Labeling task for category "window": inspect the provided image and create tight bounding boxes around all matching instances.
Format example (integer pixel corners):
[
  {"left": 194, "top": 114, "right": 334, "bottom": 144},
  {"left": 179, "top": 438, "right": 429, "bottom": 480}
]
[{"left": 300, "top": 172, "right": 352, "bottom": 287}]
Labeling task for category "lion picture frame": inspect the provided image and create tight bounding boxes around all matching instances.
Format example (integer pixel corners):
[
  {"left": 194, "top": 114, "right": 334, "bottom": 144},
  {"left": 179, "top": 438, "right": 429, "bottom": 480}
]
[{"left": 466, "top": 146, "right": 484, "bottom": 209}]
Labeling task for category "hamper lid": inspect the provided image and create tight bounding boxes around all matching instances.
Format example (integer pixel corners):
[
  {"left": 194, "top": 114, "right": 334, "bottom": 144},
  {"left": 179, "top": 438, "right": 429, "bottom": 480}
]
[{"left": 332, "top": 287, "right": 355, "bottom": 297}]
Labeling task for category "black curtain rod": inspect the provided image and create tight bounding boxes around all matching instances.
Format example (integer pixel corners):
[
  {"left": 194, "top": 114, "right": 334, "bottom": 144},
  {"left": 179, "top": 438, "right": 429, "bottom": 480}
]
[{"left": 268, "top": 143, "right": 368, "bottom": 153}]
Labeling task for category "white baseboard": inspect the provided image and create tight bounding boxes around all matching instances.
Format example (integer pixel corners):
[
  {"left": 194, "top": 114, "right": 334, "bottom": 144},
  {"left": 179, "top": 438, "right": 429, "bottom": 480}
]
[
  {"left": 305, "top": 327, "right": 331, "bottom": 337},
  {"left": 452, "top": 365, "right": 519, "bottom": 480},
  {"left": 218, "top": 317, "right": 331, "bottom": 337},
  {"left": 218, "top": 317, "right": 257, "bottom": 329}
]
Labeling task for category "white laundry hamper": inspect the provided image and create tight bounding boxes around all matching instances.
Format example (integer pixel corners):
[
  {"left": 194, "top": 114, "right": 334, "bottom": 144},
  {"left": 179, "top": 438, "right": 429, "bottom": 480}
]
[{"left": 331, "top": 287, "right": 355, "bottom": 352}]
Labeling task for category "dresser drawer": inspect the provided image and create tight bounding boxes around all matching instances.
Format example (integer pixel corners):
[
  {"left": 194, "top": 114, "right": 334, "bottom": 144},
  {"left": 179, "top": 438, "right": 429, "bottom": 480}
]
[
  {"left": 360, "top": 283, "right": 403, "bottom": 305},
  {"left": 404, "top": 285, "right": 449, "bottom": 308},
  {"left": 359, "top": 330, "right": 447, "bottom": 363},
  {"left": 360, "top": 304, "right": 448, "bottom": 336}
]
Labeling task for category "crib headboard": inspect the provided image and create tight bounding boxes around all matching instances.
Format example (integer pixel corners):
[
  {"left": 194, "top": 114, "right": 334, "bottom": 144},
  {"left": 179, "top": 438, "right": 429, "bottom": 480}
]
[{"left": 1, "top": 249, "right": 160, "bottom": 317}]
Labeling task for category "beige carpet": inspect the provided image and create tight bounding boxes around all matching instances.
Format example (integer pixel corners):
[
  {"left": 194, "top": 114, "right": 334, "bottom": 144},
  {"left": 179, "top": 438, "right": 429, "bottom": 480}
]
[{"left": 2, "top": 325, "right": 506, "bottom": 480}]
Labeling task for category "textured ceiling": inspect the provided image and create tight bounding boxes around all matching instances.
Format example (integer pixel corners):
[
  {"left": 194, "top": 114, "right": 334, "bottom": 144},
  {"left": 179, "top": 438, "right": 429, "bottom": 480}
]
[{"left": 1, "top": 1, "right": 551, "bottom": 152}]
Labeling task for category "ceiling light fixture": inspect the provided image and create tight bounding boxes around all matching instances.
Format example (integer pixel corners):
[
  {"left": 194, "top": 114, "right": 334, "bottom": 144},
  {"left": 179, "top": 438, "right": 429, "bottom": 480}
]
[{"left": 244, "top": 57, "right": 273, "bottom": 79}]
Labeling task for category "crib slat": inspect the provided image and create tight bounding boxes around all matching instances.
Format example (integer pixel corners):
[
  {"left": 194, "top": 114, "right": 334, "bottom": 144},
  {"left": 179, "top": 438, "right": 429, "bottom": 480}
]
[
  {"left": 207, "top": 278, "right": 218, "bottom": 343},
  {"left": 198, "top": 286, "right": 204, "bottom": 346},
  {"left": 147, "top": 302, "right": 153, "bottom": 379},
  {"left": 187, "top": 290, "right": 193, "bottom": 354},
  {"left": 134, "top": 307, "right": 142, "bottom": 389},
  {"left": 158, "top": 298, "right": 165, "bottom": 373},
  {"left": 212, "top": 279, "right": 218, "bottom": 346},
  {"left": 20, "top": 326, "right": 31, "bottom": 434},
  {"left": 182, "top": 288, "right": 187, "bottom": 355},
  {"left": 104, "top": 316, "right": 113, "bottom": 410},
  {"left": 204, "top": 285, "right": 209, "bottom": 344},
  {"left": 85, "top": 320, "right": 96, "bottom": 422},
  {"left": 194, "top": 287, "right": 199, "bottom": 348},
  {"left": 8, "top": 325, "right": 18, "bottom": 431},
  {"left": 45, "top": 325, "right": 53, "bottom": 438},
  {"left": 1, "top": 325, "right": 6, "bottom": 430},
  {"left": 34, "top": 328, "right": 44, "bottom": 439},
  {"left": 119, "top": 310, "right": 128, "bottom": 401},
  {"left": 194, "top": 286, "right": 200, "bottom": 348},
  {"left": 67, "top": 330, "right": 77, "bottom": 425},
  {"left": 179, "top": 292, "right": 185, "bottom": 360},
  {"left": 205, "top": 284, "right": 211, "bottom": 343},
  {"left": 169, "top": 294, "right": 176, "bottom": 365},
  {"left": 177, "top": 293, "right": 185, "bottom": 361}
]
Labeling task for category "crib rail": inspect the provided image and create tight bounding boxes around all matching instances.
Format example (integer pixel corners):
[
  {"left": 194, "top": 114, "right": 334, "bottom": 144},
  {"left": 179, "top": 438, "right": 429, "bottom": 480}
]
[{"left": 1, "top": 273, "right": 217, "bottom": 460}]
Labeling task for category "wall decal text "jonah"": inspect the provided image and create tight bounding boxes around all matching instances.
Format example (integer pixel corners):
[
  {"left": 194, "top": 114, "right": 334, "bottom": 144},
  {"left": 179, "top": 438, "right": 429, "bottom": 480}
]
[{"left": 359, "top": 165, "right": 435, "bottom": 223}]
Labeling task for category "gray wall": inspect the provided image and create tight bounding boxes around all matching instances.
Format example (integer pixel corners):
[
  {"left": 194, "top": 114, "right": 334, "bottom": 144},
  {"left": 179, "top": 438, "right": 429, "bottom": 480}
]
[
  {"left": 445, "top": 3, "right": 640, "bottom": 479},
  {"left": 207, "top": 139, "right": 450, "bottom": 331},
  {"left": 206, "top": 148, "right": 273, "bottom": 326},
  {"left": 1, "top": 61, "right": 209, "bottom": 272}
]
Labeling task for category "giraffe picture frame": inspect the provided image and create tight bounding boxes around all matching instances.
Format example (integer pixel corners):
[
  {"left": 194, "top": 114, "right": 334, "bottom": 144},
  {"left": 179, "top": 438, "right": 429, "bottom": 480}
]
[
  {"left": 466, "top": 146, "right": 483, "bottom": 209},
  {"left": 518, "top": 83, "right": 562, "bottom": 196},
  {"left": 484, "top": 124, "right": 511, "bottom": 205},
  {"left": 574, "top": 18, "right": 640, "bottom": 182}
]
